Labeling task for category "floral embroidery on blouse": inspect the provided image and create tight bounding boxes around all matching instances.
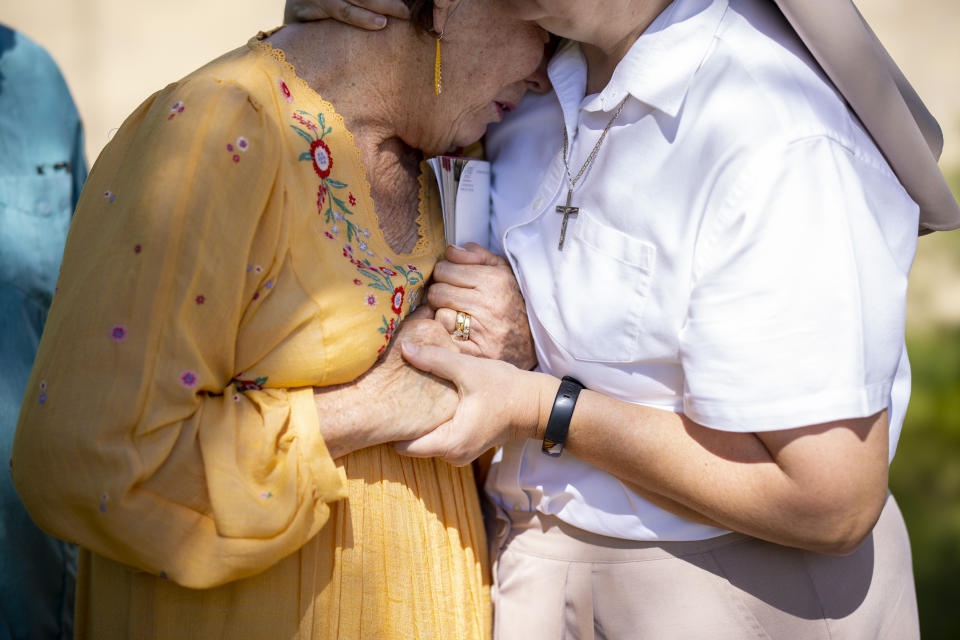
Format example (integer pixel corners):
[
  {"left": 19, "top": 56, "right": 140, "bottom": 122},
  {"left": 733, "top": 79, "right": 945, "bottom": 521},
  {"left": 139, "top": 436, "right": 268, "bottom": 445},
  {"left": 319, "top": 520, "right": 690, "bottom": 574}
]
[
  {"left": 168, "top": 100, "right": 185, "bottom": 120},
  {"left": 226, "top": 140, "right": 243, "bottom": 164},
  {"left": 110, "top": 325, "right": 128, "bottom": 342},
  {"left": 317, "top": 183, "right": 328, "bottom": 215},
  {"left": 179, "top": 371, "right": 198, "bottom": 388},
  {"left": 280, "top": 80, "right": 293, "bottom": 103},
  {"left": 342, "top": 243, "right": 424, "bottom": 355},
  {"left": 233, "top": 376, "right": 268, "bottom": 393},
  {"left": 291, "top": 110, "right": 364, "bottom": 242},
  {"left": 291, "top": 107, "right": 428, "bottom": 356},
  {"left": 103, "top": 190, "right": 116, "bottom": 203}
]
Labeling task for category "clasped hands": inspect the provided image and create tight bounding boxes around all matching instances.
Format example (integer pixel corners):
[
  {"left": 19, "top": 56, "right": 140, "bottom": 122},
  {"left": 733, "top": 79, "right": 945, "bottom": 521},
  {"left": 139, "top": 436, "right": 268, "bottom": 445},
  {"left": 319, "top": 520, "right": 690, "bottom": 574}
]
[
  {"left": 325, "top": 243, "right": 542, "bottom": 465},
  {"left": 400, "top": 244, "right": 543, "bottom": 465}
]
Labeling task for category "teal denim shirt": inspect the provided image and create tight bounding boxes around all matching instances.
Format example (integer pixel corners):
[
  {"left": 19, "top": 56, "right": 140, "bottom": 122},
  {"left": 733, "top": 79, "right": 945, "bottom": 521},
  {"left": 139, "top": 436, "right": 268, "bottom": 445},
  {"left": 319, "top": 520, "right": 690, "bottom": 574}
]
[{"left": 0, "top": 24, "right": 86, "bottom": 640}]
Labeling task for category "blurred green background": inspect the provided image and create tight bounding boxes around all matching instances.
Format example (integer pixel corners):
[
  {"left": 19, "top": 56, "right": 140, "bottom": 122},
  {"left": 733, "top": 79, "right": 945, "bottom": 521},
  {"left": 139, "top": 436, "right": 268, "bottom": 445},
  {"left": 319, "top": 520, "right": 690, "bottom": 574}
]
[{"left": 891, "top": 171, "right": 960, "bottom": 638}]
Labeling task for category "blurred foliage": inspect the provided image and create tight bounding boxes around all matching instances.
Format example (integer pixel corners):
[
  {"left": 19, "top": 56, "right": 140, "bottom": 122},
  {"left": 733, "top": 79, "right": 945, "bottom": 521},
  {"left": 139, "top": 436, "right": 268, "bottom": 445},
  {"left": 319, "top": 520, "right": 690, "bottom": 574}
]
[
  {"left": 890, "top": 170, "right": 960, "bottom": 638},
  {"left": 892, "top": 329, "right": 960, "bottom": 637}
]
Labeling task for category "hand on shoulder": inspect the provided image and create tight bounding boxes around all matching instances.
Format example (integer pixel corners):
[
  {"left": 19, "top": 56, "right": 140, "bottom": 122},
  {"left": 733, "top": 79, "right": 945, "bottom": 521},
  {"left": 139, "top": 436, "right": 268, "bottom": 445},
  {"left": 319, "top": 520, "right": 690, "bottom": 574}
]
[{"left": 284, "top": 0, "right": 410, "bottom": 30}]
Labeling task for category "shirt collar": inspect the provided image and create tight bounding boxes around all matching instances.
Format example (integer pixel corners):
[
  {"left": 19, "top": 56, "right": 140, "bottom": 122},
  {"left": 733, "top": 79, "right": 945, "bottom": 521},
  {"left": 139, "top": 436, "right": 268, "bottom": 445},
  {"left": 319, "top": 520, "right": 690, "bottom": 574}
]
[
  {"left": 546, "top": 39, "right": 588, "bottom": 142},
  {"left": 549, "top": 0, "right": 729, "bottom": 121}
]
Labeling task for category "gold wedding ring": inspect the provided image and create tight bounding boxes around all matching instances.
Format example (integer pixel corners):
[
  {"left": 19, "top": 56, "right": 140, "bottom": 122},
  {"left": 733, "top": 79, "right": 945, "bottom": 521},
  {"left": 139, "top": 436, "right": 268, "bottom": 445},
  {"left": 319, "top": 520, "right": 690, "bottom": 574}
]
[{"left": 454, "top": 311, "right": 471, "bottom": 341}]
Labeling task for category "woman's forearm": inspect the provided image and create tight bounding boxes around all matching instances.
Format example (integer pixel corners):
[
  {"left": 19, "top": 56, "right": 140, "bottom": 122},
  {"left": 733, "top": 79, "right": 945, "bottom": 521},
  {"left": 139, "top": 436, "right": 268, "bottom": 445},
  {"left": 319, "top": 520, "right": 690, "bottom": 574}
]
[
  {"left": 617, "top": 479, "right": 725, "bottom": 529},
  {"left": 546, "top": 382, "right": 890, "bottom": 553},
  {"left": 398, "top": 346, "right": 890, "bottom": 554},
  {"left": 315, "top": 317, "right": 459, "bottom": 459},
  {"left": 313, "top": 364, "right": 455, "bottom": 459},
  {"left": 313, "top": 381, "right": 374, "bottom": 459}
]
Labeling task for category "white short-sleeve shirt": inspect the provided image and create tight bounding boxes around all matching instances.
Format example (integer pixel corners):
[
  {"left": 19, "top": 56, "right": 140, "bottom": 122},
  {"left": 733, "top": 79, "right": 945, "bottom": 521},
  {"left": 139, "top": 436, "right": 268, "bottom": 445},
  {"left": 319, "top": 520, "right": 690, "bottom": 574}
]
[{"left": 485, "top": 0, "right": 919, "bottom": 541}]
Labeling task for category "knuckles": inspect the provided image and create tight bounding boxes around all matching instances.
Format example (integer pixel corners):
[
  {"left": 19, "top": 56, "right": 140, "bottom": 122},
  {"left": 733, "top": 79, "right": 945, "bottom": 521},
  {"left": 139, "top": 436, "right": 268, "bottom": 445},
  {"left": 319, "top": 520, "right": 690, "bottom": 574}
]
[
  {"left": 399, "top": 318, "right": 452, "bottom": 346},
  {"left": 425, "top": 286, "right": 447, "bottom": 309},
  {"left": 444, "top": 448, "right": 475, "bottom": 467}
]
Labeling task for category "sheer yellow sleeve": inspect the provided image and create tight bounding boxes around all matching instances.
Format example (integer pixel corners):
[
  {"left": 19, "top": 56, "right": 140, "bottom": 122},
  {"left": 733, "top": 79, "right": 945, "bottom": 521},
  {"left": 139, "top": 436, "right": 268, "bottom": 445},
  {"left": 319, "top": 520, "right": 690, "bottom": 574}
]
[{"left": 12, "top": 76, "right": 345, "bottom": 589}]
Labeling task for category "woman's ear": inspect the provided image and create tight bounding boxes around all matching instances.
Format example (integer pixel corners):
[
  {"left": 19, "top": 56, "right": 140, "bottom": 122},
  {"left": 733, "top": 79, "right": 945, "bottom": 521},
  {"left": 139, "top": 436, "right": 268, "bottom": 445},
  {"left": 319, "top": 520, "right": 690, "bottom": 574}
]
[{"left": 432, "top": 0, "right": 462, "bottom": 36}]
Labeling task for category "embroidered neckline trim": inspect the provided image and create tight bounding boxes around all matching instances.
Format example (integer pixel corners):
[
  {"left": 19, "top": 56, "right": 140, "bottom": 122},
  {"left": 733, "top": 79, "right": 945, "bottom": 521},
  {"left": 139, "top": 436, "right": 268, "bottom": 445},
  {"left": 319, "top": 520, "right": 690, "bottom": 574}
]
[{"left": 249, "top": 34, "right": 435, "bottom": 259}]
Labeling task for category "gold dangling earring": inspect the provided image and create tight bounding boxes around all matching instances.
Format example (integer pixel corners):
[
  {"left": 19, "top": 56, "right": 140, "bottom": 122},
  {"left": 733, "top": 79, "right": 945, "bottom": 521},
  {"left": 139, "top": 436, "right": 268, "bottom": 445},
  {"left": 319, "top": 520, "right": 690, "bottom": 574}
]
[{"left": 434, "top": 32, "right": 443, "bottom": 96}]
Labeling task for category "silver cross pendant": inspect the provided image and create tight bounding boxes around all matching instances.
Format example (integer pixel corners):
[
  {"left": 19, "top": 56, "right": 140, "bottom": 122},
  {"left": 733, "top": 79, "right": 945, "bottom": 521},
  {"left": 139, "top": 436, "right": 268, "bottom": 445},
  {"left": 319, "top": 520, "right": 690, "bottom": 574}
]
[{"left": 555, "top": 189, "right": 579, "bottom": 251}]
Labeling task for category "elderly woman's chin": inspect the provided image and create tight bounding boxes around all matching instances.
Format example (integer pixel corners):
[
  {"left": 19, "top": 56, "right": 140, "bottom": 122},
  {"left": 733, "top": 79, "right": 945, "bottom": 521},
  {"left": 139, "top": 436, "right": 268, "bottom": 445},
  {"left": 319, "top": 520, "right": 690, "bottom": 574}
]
[
  {"left": 453, "top": 119, "right": 495, "bottom": 150},
  {"left": 448, "top": 98, "right": 522, "bottom": 150}
]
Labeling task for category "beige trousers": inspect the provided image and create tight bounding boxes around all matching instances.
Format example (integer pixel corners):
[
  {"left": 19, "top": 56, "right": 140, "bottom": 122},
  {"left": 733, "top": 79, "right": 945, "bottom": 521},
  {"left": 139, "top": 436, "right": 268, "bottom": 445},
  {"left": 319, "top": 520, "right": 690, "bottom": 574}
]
[{"left": 491, "top": 494, "right": 918, "bottom": 640}]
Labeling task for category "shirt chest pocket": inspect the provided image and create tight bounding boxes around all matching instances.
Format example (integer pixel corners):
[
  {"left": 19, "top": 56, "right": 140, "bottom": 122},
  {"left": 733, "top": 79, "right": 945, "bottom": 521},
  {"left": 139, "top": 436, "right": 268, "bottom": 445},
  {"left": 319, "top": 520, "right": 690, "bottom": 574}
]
[{"left": 522, "top": 214, "right": 657, "bottom": 363}]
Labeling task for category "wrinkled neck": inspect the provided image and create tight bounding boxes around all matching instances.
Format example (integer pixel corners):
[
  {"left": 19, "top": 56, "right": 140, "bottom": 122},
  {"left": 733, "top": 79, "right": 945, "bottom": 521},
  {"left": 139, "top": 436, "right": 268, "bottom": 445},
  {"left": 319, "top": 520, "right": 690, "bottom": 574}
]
[
  {"left": 355, "top": 133, "right": 423, "bottom": 255},
  {"left": 266, "top": 22, "right": 426, "bottom": 253}
]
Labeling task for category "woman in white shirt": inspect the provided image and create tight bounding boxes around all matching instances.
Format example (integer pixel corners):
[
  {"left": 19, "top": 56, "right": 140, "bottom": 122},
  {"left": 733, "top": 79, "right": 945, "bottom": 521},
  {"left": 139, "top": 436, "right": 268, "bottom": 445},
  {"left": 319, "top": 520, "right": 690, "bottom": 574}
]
[{"left": 293, "top": 0, "right": 959, "bottom": 637}]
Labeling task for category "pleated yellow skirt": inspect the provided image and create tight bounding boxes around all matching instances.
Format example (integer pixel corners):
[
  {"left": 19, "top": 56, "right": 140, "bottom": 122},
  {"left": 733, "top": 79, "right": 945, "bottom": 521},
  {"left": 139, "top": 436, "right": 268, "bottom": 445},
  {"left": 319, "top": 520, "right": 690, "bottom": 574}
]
[{"left": 75, "top": 445, "right": 491, "bottom": 639}]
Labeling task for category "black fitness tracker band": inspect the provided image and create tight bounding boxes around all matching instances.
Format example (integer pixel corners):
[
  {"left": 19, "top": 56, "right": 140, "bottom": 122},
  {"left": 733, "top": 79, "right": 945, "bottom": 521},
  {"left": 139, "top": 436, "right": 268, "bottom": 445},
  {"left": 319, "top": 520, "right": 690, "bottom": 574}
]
[{"left": 541, "top": 376, "right": 585, "bottom": 457}]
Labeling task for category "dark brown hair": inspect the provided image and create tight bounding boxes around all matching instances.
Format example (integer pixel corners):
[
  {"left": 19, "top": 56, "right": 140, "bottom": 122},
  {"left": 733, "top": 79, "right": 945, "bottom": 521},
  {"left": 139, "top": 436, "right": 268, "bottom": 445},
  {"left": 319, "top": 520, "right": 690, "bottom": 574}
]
[{"left": 404, "top": 0, "right": 435, "bottom": 33}]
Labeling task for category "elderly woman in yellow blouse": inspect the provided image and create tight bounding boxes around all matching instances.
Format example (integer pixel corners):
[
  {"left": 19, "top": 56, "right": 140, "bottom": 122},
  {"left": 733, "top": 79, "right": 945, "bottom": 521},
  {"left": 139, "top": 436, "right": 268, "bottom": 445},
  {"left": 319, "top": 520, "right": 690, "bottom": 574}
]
[{"left": 11, "top": 1, "right": 547, "bottom": 638}]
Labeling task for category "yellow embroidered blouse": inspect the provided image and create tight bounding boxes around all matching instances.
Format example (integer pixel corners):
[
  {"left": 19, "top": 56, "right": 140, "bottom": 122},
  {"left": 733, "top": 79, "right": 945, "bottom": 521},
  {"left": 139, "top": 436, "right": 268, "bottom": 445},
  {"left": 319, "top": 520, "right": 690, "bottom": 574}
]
[{"left": 12, "top": 36, "right": 489, "bottom": 639}]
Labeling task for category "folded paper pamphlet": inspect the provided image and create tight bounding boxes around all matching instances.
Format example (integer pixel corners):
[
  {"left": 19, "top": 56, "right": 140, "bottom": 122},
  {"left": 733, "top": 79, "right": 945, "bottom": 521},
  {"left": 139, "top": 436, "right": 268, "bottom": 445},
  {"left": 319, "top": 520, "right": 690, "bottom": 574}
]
[{"left": 426, "top": 156, "right": 491, "bottom": 249}]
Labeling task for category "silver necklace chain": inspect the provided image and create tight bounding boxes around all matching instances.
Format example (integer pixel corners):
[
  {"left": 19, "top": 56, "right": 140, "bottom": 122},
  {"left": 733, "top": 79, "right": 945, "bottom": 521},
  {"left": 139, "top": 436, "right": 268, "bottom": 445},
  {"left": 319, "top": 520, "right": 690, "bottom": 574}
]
[{"left": 561, "top": 97, "right": 628, "bottom": 192}]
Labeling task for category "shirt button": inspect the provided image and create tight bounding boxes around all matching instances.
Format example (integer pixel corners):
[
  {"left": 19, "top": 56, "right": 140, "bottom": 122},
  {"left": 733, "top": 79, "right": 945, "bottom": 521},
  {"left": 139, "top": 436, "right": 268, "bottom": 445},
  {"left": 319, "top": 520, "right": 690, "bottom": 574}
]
[
  {"left": 37, "top": 201, "right": 51, "bottom": 214},
  {"left": 532, "top": 198, "right": 543, "bottom": 210},
  {"left": 512, "top": 501, "right": 522, "bottom": 510}
]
